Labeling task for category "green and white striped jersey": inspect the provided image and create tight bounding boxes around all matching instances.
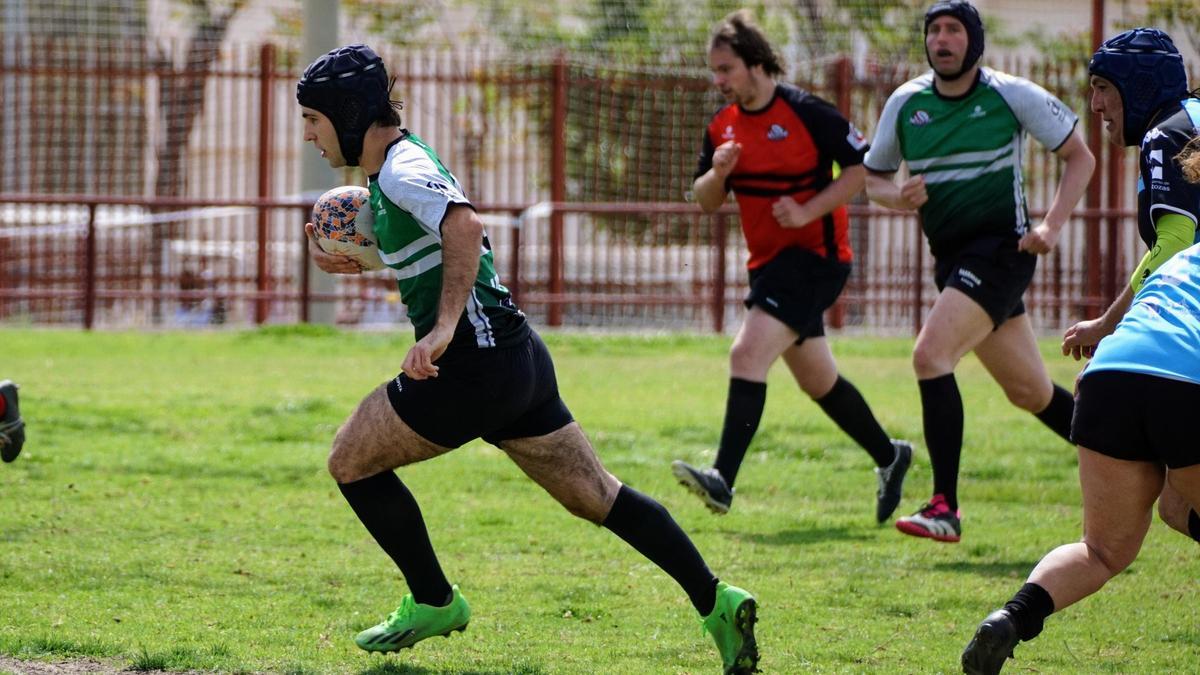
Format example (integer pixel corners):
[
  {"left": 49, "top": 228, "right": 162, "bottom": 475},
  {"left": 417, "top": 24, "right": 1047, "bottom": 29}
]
[
  {"left": 369, "top": 131, "right": 527, "bottom": 350},
  {"left": 865, "top": 68, "right": 1078, "bottom": 256}
]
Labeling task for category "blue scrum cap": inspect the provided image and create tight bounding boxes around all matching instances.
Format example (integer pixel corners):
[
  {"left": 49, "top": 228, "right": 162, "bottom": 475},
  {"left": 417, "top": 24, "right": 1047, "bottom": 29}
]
[{"left": 1089, "top": 28, "right": 1188, "bottom": 146}]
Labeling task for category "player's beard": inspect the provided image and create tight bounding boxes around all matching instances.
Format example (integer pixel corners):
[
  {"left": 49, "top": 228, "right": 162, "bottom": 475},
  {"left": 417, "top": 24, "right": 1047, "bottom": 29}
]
[{"left": 734, "top": 72, "right": 770, "bottom": 109}]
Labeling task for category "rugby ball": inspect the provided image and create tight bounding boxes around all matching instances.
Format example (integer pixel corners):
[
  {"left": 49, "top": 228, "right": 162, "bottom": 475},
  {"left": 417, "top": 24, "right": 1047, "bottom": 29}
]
[{"left": 311, "top": 185, "right": 386, "bottom": 271}]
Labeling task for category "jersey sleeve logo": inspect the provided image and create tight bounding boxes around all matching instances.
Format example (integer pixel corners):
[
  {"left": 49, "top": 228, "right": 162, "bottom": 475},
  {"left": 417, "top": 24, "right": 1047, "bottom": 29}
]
[
  {"left": 767, "top": 124, "right": 789, "bottom": 141},
  {"left": 908, "top": 110, "right": 932, "bottom": 126},
  {"left": 846, "top": 124, "right": 868, "bottom": 150},
  {"left": 1044, "top": 96, "right": 1068, "bottom": 124},
  {"left": 1149, "top": 149, "right": 1164, "bottom": 181}
]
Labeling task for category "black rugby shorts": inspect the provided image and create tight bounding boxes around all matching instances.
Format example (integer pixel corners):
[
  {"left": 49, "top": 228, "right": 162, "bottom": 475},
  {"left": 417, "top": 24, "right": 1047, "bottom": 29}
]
[
  {"left": 385, "top": 330, "right": 573, "bottom": 448},
  {"left": 1071, "top": 370, "right": 1200, "bottom": 468},
  {"left": 744, "top": 247, "right": 850, "bottom": 344},
  {"left": 934, "top": 236, "right": 1036, "bottom": 329}
]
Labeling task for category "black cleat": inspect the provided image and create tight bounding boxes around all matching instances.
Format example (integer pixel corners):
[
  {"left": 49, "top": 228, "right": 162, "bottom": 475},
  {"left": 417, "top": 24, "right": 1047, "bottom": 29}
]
[
  {"left": 962, "top": 608, "right": 1019, "bottom": 675},
  {"left": 0, "top": 380, "right": 24, "bottom": 463},
  {"left": 671, "top": 460, "right": 733, "bottom": 514},
  {"left": 875, "top": 440, "right": 912, "bottom": 522}
]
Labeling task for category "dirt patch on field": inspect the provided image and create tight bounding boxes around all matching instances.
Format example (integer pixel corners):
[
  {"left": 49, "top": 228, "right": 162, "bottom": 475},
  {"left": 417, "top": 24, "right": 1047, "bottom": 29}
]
[{"left": 0, "top": 656, "right": 208, "bottom": 675}]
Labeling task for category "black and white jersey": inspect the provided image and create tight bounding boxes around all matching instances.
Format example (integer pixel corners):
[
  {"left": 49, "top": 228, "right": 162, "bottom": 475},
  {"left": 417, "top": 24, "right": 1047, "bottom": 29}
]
[{"left": 1137, "top": 99, "right": 1200, "bottom": 247}]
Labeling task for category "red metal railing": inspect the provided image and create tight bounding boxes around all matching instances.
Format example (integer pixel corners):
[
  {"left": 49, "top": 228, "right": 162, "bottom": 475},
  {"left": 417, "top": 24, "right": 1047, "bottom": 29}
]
[
  {"left": 0, "top": 194, "right": 309, "bottom": 329},
  {"left": 511, "top": 202, "right": 1137, "bottom": 336},
  {"left": 0, "top": 193, "right": 1140, "bottom": 333},
  {"left": 0, "top": 39, "right": 1154, "bottom": 333}
]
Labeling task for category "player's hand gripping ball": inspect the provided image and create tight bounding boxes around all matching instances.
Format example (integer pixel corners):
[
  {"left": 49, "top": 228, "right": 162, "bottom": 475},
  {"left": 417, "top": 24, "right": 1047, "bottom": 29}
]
[{"left": 311, "top": 185, "right": 386, "bottom": 271}]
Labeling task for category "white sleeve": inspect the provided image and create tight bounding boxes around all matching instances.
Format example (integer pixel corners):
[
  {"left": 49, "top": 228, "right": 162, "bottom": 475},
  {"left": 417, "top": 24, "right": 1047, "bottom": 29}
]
[
  {"left": 378, "top": 151, "right": 470, "bottom": 237},
  {"left": 991, "top": 70, "right": 1078, "bottom": 151},
  {"left": 864, "top": 77, "right": 926, "bottom": 173},
  {"left": 864, "top": 91, "right": 905, "bottom": 173}
]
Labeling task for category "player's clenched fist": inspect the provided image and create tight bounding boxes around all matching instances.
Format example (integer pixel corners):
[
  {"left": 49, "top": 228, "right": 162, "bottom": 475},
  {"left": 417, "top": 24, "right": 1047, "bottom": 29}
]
[
  {"left": 1018, "top": 222, "right": 1061, "bottom": 255},
  {"left": 772, "top": 196, "right": 810, "bottom": 228},
  {"left": 711, "top": 140, "right": 742, "bottom": 177},
  {"left": 898, "top": 175, "right": 928, "bottom": 210}
]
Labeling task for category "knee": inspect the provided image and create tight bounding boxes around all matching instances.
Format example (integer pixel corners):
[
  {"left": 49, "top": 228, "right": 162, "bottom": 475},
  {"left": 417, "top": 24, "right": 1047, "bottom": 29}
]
[
  {"left": 800, "top": 372, "right": 837, "bottom": 399},
  {"left": 1157, "top": 499, "right": 1178, "bottom": 530},
  {"left": 563, "top": 500, "right": 603, "bottom": 523},
  {"left": 327, "top": 452, "right": 356, "bottom": 485},
  {"left": 912, "top": 341, "right": 952, "bottom": 379},
  {"left": 728, "top": 341, "right": 755, "bottom": 374},
  {"left": 1005, "top": 381, "right": 1051, "bottom": 413},
  {"left": 1156, "top": 493, "right": 1190, "bottom": 534},
  {"left": 1084, "top": 536, "right": 1140, "bottom": 577},
  {"left": 327, "top": 427, "right": 360, "bottom": 484},
  {"left": 729, "top": 340, "right": 772, "bottom": 379},
  {"left": 558, "top": 477, "right": 619, "bottom": 524},
  {"left": 558, "top": 493, "right": 607, "bottom": 524}
]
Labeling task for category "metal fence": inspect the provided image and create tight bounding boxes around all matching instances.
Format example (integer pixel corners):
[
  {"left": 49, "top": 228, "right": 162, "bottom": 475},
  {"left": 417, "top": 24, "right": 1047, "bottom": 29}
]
[
  {"left": 0, "top": 194, "right": 1142, "bottom": 335},
  {"left": 0, "top": 39, "right": 1149, "bottom": 334}
]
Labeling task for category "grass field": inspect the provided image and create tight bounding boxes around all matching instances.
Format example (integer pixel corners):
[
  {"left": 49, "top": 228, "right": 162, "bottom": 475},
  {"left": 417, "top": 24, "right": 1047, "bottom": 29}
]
[{"left": 0, "top": 327, "right": 1196, "bottom": 674}]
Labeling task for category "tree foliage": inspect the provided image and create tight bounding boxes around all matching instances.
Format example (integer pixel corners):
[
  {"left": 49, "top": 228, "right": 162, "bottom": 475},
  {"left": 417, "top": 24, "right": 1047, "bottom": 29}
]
[
  {"left": 267, "top": 0, "right": 439, "bottom": 47},
  {"left": 464, "top": 0, "right": 947, "bottom": 68},
  {"left": 456, "top": 0, "right": 956, "bottom": 208},
  {"left": 152, "top": 0, "right": 248, "bottom": 198},
  {"left": 339, "top": 0, "right": 442, "bottom": 47}
]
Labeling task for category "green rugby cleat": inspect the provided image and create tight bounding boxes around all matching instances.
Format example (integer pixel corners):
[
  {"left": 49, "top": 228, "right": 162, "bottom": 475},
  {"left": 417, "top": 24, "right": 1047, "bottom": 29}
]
[
  {"left": 354, "top": 585, "right": 470, "bottom": 653},
  {"left": 702, "top": 582, "right": 760, "bottom": 674}
]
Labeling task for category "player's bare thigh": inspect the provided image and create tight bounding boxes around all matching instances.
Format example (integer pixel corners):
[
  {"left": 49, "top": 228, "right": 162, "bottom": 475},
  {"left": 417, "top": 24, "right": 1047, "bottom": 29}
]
[
  {"left": 498, "top": 422, "right": 621, "bottom": 524},
  {"left": 912, "top": 287, "right": 994, "bottom": 378},
  {"left": 973, "top": 313, "right": 1053, "bottom": 412},
  {"left": 327, "top": 383, "right": 452, "bottom": 483},
  {"left": 729, "top": 307, "right": 800, "bottom": 380}
]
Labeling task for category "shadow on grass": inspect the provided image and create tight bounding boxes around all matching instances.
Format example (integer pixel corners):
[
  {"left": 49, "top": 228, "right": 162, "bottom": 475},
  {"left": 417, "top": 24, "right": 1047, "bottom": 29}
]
[
  {"left": 355, "top": 662, "right": 544, "bottom": 675},
  {"left": 734, "top": 526, "right": 873, "bottom": 546},
  {"left": 931, "top": 560, "right": 1040, "bottom": 578}
]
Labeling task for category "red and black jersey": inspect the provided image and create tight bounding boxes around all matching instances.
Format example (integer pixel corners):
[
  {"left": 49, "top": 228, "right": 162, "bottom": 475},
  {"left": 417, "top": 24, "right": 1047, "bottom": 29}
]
[{"left": 695, "top": 83, "right": 869, "bottom": 269}]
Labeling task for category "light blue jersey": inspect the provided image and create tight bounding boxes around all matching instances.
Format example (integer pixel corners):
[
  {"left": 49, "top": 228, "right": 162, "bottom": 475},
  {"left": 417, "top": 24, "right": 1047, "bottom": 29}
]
[{"left": 1086, "top": 243, "right": 1200, "bottom": 384}]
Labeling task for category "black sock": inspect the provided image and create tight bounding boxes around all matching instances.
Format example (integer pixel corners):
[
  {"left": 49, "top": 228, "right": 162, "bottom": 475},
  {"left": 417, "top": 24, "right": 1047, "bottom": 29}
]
[
  {"left": 1003, "top": 582, "right": 1056, "bottom": 641},
  {"left": 1188, "top": 509, "right": 1200, "bottom": 545},
  {"left": 338, "top": 471, "right": 452, "bottom": 607},
  {"left": 919, "top": 374, "right": 963, "bottom": 510},
  {"left": 712, "top": 378, "right": 767, "bottom": 487},
  {"left": 815, "top": 375, "right": 896, "bottom": 467},
  {"left": 1034, "top": 384, "right": 1074, "bottom": 443},
  {"left": 603, "top": 484, "right": 719, "bottom": 616}
]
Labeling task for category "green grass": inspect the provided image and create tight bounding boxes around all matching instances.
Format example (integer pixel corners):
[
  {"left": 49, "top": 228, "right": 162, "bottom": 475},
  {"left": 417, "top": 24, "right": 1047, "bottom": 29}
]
[{"left": 0, "top": 327, "right": 1197, "bottom": 674}]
